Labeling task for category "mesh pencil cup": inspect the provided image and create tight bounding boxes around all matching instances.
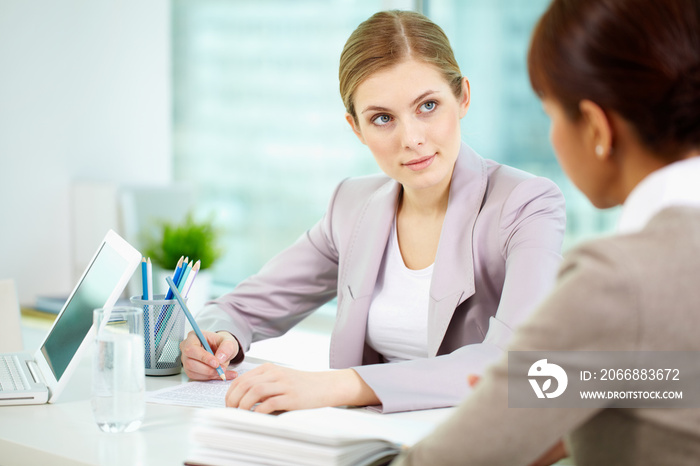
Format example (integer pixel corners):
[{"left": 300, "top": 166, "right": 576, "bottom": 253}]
[{"left": 130, "top": 295, "right": 186, "bottom": 376}]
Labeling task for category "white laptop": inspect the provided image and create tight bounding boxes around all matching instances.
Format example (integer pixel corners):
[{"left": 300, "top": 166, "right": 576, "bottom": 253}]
[{"left": 0, "top": 230, "right": 141, "bottom": 405}]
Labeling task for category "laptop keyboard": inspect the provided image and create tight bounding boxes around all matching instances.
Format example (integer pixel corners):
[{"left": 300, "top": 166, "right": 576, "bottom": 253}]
[{"left": 0, "top": 355, "right": 29, "bottom": 391}]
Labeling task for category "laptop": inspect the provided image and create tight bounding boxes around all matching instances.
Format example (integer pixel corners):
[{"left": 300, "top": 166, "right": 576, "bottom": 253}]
[{"left": 0, "top": 230, "right": 141, "bottom": 405}]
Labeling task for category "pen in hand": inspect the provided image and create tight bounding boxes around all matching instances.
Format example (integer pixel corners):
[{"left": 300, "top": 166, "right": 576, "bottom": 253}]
[{"left": 165, "top": 276, "right": 226, "bottom": 381}]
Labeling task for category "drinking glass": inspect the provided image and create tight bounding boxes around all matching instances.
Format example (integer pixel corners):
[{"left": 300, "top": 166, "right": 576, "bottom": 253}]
[{"left": 92, "top": 306, "right": 145, "bottom": 433}]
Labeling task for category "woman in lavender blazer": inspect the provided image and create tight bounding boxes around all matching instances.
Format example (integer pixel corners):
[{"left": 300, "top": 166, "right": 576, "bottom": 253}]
[{"left": 181, "top": 11, "right": 566, "bottom": 414}]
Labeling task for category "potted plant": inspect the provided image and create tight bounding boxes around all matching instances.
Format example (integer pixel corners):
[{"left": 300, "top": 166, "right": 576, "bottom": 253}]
[{"left": 143, "top": 212, "right": 223, "bottom": 311}]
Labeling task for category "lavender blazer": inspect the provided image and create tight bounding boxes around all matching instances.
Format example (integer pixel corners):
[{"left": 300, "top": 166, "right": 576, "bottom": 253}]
[{"left": 198, "top": 142, "right": 566, "bottom": 413}]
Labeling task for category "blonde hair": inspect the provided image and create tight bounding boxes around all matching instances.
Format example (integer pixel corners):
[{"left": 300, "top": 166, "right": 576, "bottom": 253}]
[{"left": 339, "top": 10, "right": 463, "bottom": 121}]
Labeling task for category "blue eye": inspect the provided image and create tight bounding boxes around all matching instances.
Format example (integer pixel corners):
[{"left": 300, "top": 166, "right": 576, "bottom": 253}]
[
  {"left": 420, "top": 101, "right": 437, "bottom": 112},
  {"left": 372, "top": 114, "right": 392, "bottom": 126}
]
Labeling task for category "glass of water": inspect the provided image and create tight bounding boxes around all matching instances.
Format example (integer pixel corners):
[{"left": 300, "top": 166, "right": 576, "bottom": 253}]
[{"left": 92, "top": 306, "right": 145, "bottom": 433}]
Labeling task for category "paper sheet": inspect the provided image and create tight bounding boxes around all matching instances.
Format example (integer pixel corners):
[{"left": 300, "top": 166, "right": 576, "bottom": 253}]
[{"left": 146, "top": 361, "right": 259, "bottom": 409}]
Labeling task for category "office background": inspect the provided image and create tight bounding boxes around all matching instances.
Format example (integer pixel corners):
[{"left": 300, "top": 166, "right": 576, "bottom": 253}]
[{"left": 0, "top": 0, "right": 618, "bottom": 307}]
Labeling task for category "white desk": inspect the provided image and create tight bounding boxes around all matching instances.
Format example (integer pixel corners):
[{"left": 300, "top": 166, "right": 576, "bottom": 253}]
[
  {"left": 1, "top": 318, "right": 199, "bottom": 466},
  {"left": 0, "top": 312, "right": 453, "bottom": 466}
]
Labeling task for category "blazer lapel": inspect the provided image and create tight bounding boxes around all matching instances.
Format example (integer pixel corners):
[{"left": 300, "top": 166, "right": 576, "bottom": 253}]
[
  {"left": 331, "top": 179, "right": 400, "bottom": 368},
  {"left": 427, "top": 143, "right": 488, "bottom": 356},
  {"left": 332, "top": 143, "right": 488, "bottom": 363}
]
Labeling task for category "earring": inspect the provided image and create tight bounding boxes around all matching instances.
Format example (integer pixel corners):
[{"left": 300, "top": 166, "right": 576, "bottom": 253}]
[{"left": 595, "top": 145, "right": 605, "bottom": 158}]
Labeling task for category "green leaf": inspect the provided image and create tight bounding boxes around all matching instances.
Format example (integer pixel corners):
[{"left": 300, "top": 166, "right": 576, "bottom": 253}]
[{"left": 143, "top": 212, "right": 223, "bottom": 270}]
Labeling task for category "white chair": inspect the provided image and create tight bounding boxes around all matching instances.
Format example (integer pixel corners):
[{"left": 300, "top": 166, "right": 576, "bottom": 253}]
[{"left": 119, "top": 185, "right": 194, "bottom": 298}]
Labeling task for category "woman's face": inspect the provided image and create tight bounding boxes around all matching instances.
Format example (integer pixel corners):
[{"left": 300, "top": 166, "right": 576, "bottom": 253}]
[{"left": 346, "top": 59, "right": 469, "bottom": 193}]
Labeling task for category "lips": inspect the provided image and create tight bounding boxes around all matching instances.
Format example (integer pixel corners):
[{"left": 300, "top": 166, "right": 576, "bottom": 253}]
[{"left": 403, "top": 154, "right": 436, "bottom": 171}]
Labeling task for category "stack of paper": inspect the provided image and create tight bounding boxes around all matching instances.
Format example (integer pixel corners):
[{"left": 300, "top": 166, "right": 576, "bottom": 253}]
[{"left": 185, "top": 406, "right": 437, "bottom": 466}]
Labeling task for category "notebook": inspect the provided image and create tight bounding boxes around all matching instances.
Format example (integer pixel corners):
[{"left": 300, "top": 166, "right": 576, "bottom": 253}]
[{"left": 0, "top": 230, "right": 141, "bottom": 406}]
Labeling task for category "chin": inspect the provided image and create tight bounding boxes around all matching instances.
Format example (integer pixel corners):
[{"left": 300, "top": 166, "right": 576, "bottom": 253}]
[
  {"left": 405, "top": 172, "right": 449, "bottom": 191},
  {"left": 589, "top": 196, "right": 621, "bottom": 210}
]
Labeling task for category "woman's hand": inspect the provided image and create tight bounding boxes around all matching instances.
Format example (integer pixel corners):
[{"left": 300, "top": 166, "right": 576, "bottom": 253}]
[
  {"left": 180, "top": 330, "right": 239, "bottom": 381},
  {"left": 225, "top": 363, "right": 379, "bottom": 413}
]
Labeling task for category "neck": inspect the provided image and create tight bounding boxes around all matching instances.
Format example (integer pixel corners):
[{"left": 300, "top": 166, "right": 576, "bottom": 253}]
[{"left": 399, "top": 178, "right": 451, "bottom": 218}]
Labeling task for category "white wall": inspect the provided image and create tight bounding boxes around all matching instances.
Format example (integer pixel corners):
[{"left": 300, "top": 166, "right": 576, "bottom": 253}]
[{"left": 0, "top": 0, "right": 171, "bottom": 304}]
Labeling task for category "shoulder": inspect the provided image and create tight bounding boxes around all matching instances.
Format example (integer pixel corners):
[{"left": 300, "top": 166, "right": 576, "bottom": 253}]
[
  {"left": 525, "top": 208, "right": 700, "bottom": 351},
  {"left": 319, "top": 173, "right": 397, "bottom": 241},
  {"left": 474, "top": 158, "right": 566, "bottom": 242},
  {"left": 450, "top": 144, "right": 564, "bottom": 217},
  {"left": 334, "top": 173, "right": 393, "bottom": 199},
  {"left": 509, "top": 233, "right": 640, "bottom": 351},
  {"left": 565, "top": 207, "right": 700, "bottom": 283},
  {"left": 327, "top": 173, "right": 395, "bottom": 216},
  {"left": 483, "top": 159, "right": 563, "bottom": 206}
]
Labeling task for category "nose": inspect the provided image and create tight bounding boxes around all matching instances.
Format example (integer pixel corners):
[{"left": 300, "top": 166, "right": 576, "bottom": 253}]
[{"left": 400, "top": 118, "right": 425, "bottom": 150}]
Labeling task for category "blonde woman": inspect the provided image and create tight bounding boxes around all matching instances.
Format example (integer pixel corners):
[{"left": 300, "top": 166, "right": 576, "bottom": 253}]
[{"left": 182, "top": 10, "right": 566, "bottom": 414}]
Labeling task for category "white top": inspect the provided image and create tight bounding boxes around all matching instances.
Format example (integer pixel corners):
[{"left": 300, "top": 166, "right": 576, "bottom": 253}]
[
  {"left": 366, "top": 219, "right": 432, "bottom": 362},
  {"left": 618, "top": 156, "right": 700, "bottom": 234}
]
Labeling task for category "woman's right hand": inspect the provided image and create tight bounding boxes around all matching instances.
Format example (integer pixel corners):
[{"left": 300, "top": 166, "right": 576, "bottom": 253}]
[{"left": 180, "top": 330, "right": 239, "bottom": 380}]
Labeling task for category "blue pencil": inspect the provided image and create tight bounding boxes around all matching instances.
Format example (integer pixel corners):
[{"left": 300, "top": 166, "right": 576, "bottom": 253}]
[
  {"left": 155, "top": 256, "right": 185, "bottom": 346},
  {"left": 166, "top": 276, "right": 226, "bottom": 381},
  {"left": 182, "top": 260, "right": 200, "bottom": 298},
  {"left": 141, "top": 257, "right": 148, "bottom": 299},
  {"left": 146, "top": 258, "right": 153, "bottom": 300},
  {"left": 177, "top": 260, "right": 193, "bottom": 293},
  {"left": 141, "top": 257, "right": 150, "bottom": 366},
  {"left": 164, "top": 256, "right": 185, "bottom": 300}
]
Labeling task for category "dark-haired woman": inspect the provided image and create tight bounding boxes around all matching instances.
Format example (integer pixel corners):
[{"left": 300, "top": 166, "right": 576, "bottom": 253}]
[{"left": 394, "top": 0, "right": 700, "bottom": 464}]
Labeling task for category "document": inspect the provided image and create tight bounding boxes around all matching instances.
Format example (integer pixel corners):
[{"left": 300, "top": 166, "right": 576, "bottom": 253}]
[
  {"left": 146, "top": 361, "right": 258, "bottom": 409},
  {"left": 185, "top": 406, "right": 437, "bottom": 466}
]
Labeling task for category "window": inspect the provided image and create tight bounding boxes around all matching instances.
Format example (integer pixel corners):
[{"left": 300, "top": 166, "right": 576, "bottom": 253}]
[
  {"left": 429, "top": 0, "right": 619, "bottom": 249},
  {"left": 172, "top": 0, "right": 619, "bottom": 289}
]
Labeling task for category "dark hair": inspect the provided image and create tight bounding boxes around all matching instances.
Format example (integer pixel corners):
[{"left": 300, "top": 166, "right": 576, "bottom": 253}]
[
  {"left": 528, "top": 0, "right": 700, "bottom": 159},
  {"left": 339, "top": 10, "right": 463, "bottom": 121}
]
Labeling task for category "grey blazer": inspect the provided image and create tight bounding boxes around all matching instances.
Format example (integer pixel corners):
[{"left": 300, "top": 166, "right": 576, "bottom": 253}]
[
  {"left": 198, "top": 142, "right": 566, "bottom": 412},
  {"left": 393, "top": 207, "right": 700, "bottom": 465}
]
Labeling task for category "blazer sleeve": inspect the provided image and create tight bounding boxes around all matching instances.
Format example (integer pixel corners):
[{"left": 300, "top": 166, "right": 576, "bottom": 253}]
[
  {"left": 391, "top": 238, "right": 639, "bottom": 466},
  {"left": 353, "top": 176, "right": 566, "bottom": 413},
  {"left": 195, "top": 181, "right": 347, "bottom": 363}
]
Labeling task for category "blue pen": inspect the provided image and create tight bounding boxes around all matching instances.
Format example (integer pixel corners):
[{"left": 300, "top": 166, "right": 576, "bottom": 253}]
[{"left": 166, "top": 276, "right": 226, "bottom": 381}]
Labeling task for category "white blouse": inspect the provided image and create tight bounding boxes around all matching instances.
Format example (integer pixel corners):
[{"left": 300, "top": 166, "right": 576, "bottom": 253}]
[
  {"left": 618, "top": 156, "right": 700, "bottom": 234},
  {"left": 366, "top": 218, "right": 432, "bottom": 362}
]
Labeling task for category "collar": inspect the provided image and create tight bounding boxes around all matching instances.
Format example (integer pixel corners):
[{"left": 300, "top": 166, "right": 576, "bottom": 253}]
[
  {"left": 430, "top": 142, "right": 487, "bottom": 301},
  {"left": 343, "top": 142, "right": 487, "bottom": 303},
  {"left": 618, "top": 156, "right": 700, "bottom": 234}
]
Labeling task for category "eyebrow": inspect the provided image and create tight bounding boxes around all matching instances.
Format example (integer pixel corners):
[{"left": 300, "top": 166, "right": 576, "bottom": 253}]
[{"left": 360, "top": 90, "right": 438, "bottom": 114}]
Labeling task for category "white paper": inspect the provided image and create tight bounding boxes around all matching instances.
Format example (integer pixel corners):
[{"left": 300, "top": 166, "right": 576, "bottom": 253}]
[
  {"left": 187, "top": 407, "right": 438, "bottom": 466},
  {"left": 146, "top": 361, "right": 258, "bottom": 408}
]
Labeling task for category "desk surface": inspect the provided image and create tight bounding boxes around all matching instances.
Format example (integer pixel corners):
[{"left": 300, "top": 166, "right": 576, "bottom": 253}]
[
  {"left": 1, "top": 313, "right": 201, "bottom": 466},
  {"left": 1, "top": 312, "right": 453, "bottom": 466}
]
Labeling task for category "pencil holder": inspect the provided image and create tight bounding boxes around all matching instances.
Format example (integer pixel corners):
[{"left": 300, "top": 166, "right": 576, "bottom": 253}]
[{"left": 130, "top": 295, "right": 186, "bottom": 376}]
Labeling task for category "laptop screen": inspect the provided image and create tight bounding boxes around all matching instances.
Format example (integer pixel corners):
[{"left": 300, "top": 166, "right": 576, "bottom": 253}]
[{"left": 40, "top": 243, "right": 128, "bottom": 380}]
